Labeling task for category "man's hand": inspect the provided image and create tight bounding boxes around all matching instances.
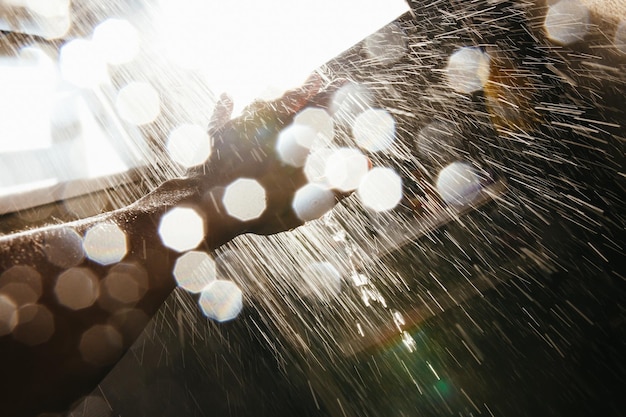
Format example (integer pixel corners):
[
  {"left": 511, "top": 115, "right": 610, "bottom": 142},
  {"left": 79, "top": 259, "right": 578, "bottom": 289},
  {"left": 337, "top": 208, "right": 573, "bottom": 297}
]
[{"left": 187, "top": 74, "right": 348, "bottom": 236}]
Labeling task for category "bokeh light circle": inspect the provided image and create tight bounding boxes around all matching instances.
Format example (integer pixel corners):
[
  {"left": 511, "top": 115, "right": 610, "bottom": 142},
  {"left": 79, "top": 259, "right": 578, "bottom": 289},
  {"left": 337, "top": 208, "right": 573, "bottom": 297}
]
[
  {"left": 59, "top": 39, "right": 108, "bottom": 88},
  {"left": 83, "top": 223, "right": 128, "bottom": 265},
  {"left": 198, "top": 280, "right": 243, "bottom": 322},
  {"left": 436, "top": 162, "right": 483, "bottom": 207},
  {"left": 158, "top": 207, "right": 205, "bottom": 252},
  {"left": 325, "top": 148, "right": 369, "bottom": 192},
  {"left": 276, "top": 124, "right": 318, "bottom": 167},
  {"left": 292, "top": 183, "right": 335, "bottom": 222},
  {"left": 302, "top": 262, "right": 342, "bottom": 301},
  {"left": 358, "top": 167, "right": 403, "bottom": 212},
  {"left": 223, "top": 179, "right": 267, "bottom": 221},
  {"left": 55, "top": 267, "right": 99, "bottom": 310},
  {"left": 544, "top": 0, "right": 589, "bottom": 45},
  {"left": 352, "top": 108, "right": 396, "bottom": 152},
  {"left": 93, "top": 18, "right": 140, "bottom": 65},
  {"left": 167, "top": 124, "right": 211, "bottom": 168},
  {"left": 173, "top": 251, "right": 217, "bottom": 293},
  {"left": 446, "top": 47, "right": 491, "bottom": 94},
  {"left": 294, "top": 107, "right": 334, "bottom": 148},
  {"left": 364, "top": 22, "right": 407, "bottom": 65},
  {"left": 115, "top": 81, "right": 161, "bottom": 126}
]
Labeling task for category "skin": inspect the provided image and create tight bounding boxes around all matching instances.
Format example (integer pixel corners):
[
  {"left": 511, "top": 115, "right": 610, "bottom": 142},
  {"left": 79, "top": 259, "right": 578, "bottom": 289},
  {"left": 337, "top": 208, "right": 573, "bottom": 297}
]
[{"left": 0, "top": 74, "right": 348, "bottom": 417}]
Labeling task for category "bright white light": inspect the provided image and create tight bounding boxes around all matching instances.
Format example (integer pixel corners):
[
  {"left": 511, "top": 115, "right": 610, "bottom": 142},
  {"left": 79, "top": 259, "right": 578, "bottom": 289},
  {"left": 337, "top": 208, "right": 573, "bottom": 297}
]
[
  {"left": 436, "top": 162, "right": 483, "bottom": 207},
  {"left": 83, "top": 223, "right": 128, "bottom": 265},
  {"left": 173, "top": 251, "right": 217, "bottom": 293},
  {"left": 304, "top": 148, "right": 334, "bottom": 185},
  {"left": 544, "top": 0, "right": 589, "bottom": 45},
  {"left": 294, "top": 107, "right": 334, "bottom": 148},
  {"left": 352, "top": 108, "right": 396, "bottom": 152},
  {"left": 59, "top": 39, "right": 109, "bottom": 88},
  {"left": 167, "top": 124, "right": 211, "bottom": 168},
  {"left": 93, "top": 18, "right": 141, "bottom": 65},
  {"left": 446, "top": 47, "right": 491, "bottom": 94},
  {"left": 325, "top": 148, "right": 369, "bottom": 192},
  {"left": 55, "top": 267, "right": 99, "bottom": 310},
  {"left": 302, "top": 262, "right": 342, "bottom": 301},
  {"left": 115, "top": 81, "right": 161, "bottom": 125},
  {"left": 276, "top": 124, "right": 318, "bottom": 167},
  {"left": 223, "top": 179, "right": 267, "bottom": 221},
  {"left": 27, "top": 0, "right": 70, "bottom": 18},
  {"left": 158, "top": 207, "right": 205, "bottom": 252},
  {"left": 330, "top": 83, "right": 374, "bottom": 126},
  {"left": 0, "top": 49, "right": 57, "bottom": 153},
  {"left": 614, "top": 20, "right": 626, "bottom": 54},
  {"left": 198, "top": 280, "right": 243, "bottom": 322},
  {"left": 292, "top": 183, "right": 335, "bottom": 222},
  {"left": 364, "top": 22, "right": 407, "bottom": 65},
  {"left": 358, "top": 167, "right": 403, "bottom": 212},
  {"left": 153, "top": 0, "right": 408, "bottom": 114}
]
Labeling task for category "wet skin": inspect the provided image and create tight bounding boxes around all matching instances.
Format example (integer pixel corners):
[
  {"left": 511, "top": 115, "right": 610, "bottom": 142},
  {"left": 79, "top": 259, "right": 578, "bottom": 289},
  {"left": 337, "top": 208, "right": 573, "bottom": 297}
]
[{"left": 0, "top": 75, "right": 348, "bottom": 417}]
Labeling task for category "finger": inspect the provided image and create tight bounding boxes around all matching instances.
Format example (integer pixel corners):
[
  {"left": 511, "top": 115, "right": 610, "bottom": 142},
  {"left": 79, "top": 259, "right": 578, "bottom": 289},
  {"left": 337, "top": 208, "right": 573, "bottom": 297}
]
[
  {"left": 244, "top": 72, "right": 324, "bottom": 117},
  {"left": 274, "top": 72, "right": 323, "bottom": 114},
  {"left": 208, "top": 93, "right": 234, "bottom": 133}
]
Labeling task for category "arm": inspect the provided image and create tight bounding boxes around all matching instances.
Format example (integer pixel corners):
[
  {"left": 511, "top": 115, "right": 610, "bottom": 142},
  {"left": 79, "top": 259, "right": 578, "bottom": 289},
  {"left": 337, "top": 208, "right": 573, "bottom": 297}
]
[{"left": 0, "top": 74, "right": 340, "bottom": 417}]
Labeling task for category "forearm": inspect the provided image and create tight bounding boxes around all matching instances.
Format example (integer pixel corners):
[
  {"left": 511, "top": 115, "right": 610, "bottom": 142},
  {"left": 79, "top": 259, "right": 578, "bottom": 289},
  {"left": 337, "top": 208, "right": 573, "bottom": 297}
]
[{"left": 0, "top": 177, "right": 239, "bottom": 416}]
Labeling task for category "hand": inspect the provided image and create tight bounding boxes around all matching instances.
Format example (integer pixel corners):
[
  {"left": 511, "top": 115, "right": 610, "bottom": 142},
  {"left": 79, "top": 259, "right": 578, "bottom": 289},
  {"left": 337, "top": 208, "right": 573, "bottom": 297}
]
[{"left": 187, "top": 74, "right": 348, "bottom": 236}]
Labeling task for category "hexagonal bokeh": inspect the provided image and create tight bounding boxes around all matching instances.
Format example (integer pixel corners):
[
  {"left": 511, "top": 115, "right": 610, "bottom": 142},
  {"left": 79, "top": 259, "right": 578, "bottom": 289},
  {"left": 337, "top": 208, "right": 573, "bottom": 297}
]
[
  {"left": 276, "top": 124, "right": 318, "bottom": 167},
  {"left": 436, "top": 161, "right": 483, "bottom": 207},
  {"left": 173, "top": 251, "right": 217, "bottom": 293},
  {"left": 445, "top": 47, "right": 490, "bottom": 94},
  {"left": 158, "top": 207, "right": 205, "bottom": 252},
  {"left": 83, "top": 223, "right": 128, "bottom": 265},
  {"left": 79, "top": 324, "right": 123, "bottom": 365},
  {"left": 292, "top": 183, "right": 335, "bottom": 222},
  {"left": 357, "top": 167, "right": 403, "bottom": 212},
  {"left": 55, "top": 267, "right": 99, "bottom": 310},
  {"left": 223, "top": 179, "right": 267, "bottom": 221},
  {"left": 544, "top": 0, "right": 589, "bottom": 45},
  {"left": 198, "top": 280, "right": 243, "bottom": 322}
]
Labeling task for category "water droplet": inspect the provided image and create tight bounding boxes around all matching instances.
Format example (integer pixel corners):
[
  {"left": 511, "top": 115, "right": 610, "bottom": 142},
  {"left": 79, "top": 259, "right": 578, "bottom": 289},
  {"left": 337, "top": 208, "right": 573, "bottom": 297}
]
[
  {"left": 198, "top": 280, "right": 243, "bottom": 322},
  {"left": 276, "top": 124, "right": 318, "bottom": 167},
  {"left": 167, "top": 124, "right": 211, "bottom": 168},
  {"left": 544, "top": 0, "right": 589, "bottom": 45},
  {"left": 115, "top": 81, "right": 161, "bottom": 126},
  {"left": 158, "top": 207, "right": 205, "bottom": 252},
  {"left": 173, "top": 251, "right": 217, "bottom": 293},
  {"left": 43, "top": 227, "right": 84, "bottom": 268},
  {"left": 55, "top": 267, "right": 99, "bottom": 310},
  {"left": 325, "top": 148, "right": 369, "bottom": 192},
  {"left": 83, "top": 223, "right": 128, "bottom": 265},
  {"left": 436, "top": 162, "right": 483, "bottom": 207},
  {"left": 93, "top": 18, "right": 140, "bottom": 65},
  {"left": 292, "top": 183, "right": 335, "bottom": 222},
  {"left": 446, "top": 47, "right": 491, "bottom": 94},
  {"left": 223, "top": 179, "right": 267, "bottom": 221},
  {"left": 352, "top": 108, "right": 396, "bottom": 152},
  {"left": 358, "top": 167, "right": 403, "bottom": 212},
  {"left": 59, "top": 39, "right": 108, "bottom": 88}
]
